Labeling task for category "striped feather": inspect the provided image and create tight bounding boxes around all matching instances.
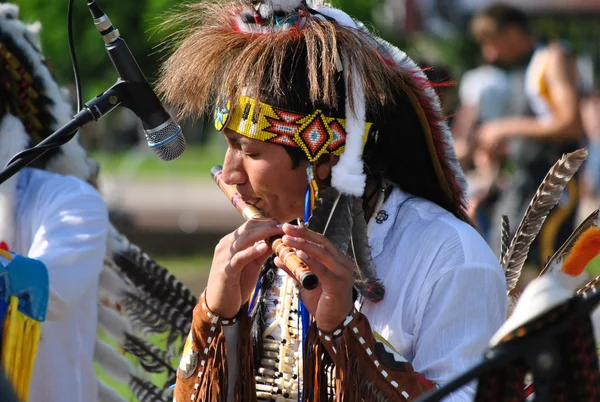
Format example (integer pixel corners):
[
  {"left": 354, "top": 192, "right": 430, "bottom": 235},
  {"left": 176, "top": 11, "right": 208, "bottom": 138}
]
[
  {"left": 121, "top": 291, "right": 190, "bottom": 344},
  {"left": 502, "top": 148, "right": 587, "bottom": 291},
  {"left": 129, "top": 376, "right": 170, "bottom": 402},
  {"left": 111, "top": 241, "right": 197, "bottom": 320},
  {"left": 122, "top": 333, "right": 176, "bottom": 376},
  {"left": 500, "top": 215, "right": 510, "bottom": 265}
]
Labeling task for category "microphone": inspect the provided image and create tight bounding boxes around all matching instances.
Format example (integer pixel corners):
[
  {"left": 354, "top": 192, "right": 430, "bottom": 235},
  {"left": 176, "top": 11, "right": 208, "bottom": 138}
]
[{"left": 87, "top": 0, "right": 185, "bottom": 161}]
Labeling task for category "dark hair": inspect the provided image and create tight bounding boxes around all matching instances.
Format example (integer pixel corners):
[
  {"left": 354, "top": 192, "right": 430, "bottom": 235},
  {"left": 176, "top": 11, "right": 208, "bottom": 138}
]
[
  {"left": 476, "top": 3, "right": 530, "bottom": 33},
  {"left": 264, "top": 42, "right": 457, "bottom": 217}
]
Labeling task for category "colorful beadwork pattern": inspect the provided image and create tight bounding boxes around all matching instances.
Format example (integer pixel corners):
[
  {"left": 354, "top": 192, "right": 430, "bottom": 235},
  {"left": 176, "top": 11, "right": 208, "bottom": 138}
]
[{"left": 214, "top": 95, "right": 373, "bottom": 162}]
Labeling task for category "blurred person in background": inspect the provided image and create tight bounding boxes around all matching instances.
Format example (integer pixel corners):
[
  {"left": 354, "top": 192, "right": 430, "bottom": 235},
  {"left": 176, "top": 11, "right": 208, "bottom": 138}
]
[
  {"left": 466, "top": 3, "right": 584, "bottom": 267},
  {"left": 580, "top": 91, "right": 600, "bottom": 200}
]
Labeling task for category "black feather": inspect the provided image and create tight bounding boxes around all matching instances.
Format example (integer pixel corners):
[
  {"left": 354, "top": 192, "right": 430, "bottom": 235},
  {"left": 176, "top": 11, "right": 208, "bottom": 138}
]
[
  {"left": 112, "top": 242, "right": 198, "bottom": 320},
  {"left": 129, "top": 376, "right": 169, "bottom": 402},
  {"left": 350, "top": 197, "right": 384, "bottom": 302},
  {"left": 121, "top": 291, "right": 191, "bottom": 345},
  {"left": 122, "top": 333, "right": 176, "bottom": 376}
]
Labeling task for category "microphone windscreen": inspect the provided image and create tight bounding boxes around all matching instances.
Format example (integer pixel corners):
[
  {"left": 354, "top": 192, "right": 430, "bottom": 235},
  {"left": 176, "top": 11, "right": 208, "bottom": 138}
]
[{"left": 144, "top": 120, "right": 186, "bottom": 161}]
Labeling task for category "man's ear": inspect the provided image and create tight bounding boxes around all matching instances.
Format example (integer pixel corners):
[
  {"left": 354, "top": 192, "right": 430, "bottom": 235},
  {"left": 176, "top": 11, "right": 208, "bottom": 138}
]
[{"left": 315, "top": 154, "right": 337, "bottom": 182}]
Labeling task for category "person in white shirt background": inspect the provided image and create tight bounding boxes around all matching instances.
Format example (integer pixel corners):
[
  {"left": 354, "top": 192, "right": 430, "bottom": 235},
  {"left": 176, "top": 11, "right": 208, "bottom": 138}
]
[
  {"left": 157, "top": 0, "right": 507, "bottom": 400},
  {"left": 0, "top": 5, "right": 109, "bottom": 401}
]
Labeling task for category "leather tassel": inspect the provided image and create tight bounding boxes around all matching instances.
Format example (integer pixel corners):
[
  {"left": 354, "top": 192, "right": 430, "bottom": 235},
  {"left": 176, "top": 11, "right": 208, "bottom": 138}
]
[{"left": 302, "top": 324, "right": 334, "bottom": 401}]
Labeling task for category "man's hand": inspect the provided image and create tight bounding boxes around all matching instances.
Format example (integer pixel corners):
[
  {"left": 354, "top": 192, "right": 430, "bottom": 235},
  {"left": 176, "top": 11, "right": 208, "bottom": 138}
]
[
  {"left": 205, "top": 219, "right": 283, "bottom": 318},
  {"left": 274, "top": 223, "right": 354, "bottom": 333}
]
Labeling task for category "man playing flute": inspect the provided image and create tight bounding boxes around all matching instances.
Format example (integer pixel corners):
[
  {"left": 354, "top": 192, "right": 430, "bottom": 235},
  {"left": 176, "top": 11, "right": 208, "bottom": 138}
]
[{"left": 157, "top": 1, "right": 507, "bottom": 400}]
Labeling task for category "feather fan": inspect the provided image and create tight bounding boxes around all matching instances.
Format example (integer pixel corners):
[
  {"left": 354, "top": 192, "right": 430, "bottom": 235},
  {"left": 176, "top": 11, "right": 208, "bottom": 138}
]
[
  {"left": 501, "top": 148, "right": 587, "bottom": 292},
  {"left": 349, "top": 197, "right": 384, "bottom": 302},
  {"left": 307, "top": 187, "right": 354, "bottom": 253},
  {"left": 129, "top": 376, "right": 170, "bottom": 402},
  {"left": 541, "top": 209, "right": 600, "bottom": 275},
  {"left": 308, "top": 187, "right": 385, "bottom": 302}
]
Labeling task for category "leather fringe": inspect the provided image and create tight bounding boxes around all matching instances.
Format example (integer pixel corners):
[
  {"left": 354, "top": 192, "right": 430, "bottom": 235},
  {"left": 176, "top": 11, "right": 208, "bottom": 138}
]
[
  {"left": 235, "top": 309, "right": 257, "bottom": 402},
  {"left": 302, "top": 312, "right": 434, "bottom": 402}
]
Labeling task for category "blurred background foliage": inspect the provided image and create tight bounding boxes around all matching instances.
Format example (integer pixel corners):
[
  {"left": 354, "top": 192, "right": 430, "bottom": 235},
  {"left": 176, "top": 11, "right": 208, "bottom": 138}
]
[{"left": 17, "top": 0, "right": 388, "bottom": 102}]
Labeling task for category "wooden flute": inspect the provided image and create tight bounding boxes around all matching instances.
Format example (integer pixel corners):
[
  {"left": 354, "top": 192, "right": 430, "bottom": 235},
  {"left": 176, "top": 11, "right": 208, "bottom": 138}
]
[{"left": 211, "top": 165, "right": 319, "bottom": 290}]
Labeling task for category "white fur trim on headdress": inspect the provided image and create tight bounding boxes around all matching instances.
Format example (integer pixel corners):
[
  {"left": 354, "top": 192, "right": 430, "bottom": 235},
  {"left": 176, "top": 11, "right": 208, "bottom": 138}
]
[
  {"left": 0, "top": 115, "right": 31, "bottom": 247},
  {"left": 330, "top": 61, "right": 367, "bottom": 196},
  {"left": 313, "top": 7, "right": 368, "bottom": 196},
  {"left": 0, "top": 5, "right": 93, "bottom": 181}
]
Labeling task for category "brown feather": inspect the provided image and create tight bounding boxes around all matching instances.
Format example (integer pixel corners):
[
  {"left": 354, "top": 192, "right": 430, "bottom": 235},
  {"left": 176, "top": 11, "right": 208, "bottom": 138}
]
[
  {"left": 540, "top": 209, "right": 600, "bottom": 276},
  {"left": 502, "top": 148, "right": 588, "bottom": 292}
]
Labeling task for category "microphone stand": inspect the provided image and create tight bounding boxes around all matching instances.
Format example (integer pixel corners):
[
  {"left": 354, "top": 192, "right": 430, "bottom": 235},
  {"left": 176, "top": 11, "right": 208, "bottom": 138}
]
[
  {"left": 415, "top": 289, "right": 600, "bottom": 402},
  {"left": 0, "top": 80, "right": 133, "bottom": 185}
]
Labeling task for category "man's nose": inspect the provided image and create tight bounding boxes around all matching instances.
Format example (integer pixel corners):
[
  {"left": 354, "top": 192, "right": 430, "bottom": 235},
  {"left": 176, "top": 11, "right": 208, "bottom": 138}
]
[{"left": 222, "top": 151, "right": 246, "bottom": 186}]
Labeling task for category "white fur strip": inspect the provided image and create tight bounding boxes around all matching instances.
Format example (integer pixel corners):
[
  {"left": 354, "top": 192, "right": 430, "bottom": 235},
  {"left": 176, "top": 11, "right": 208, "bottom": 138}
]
[
  {"left": 94, "top": 338, "right": 138, "bottom": 382},
  {"left": 331, "top": 58, "right": 367, "bottom": 196},
  {"left": 0, "top": 115, "right": 31, "bottom": 247}
]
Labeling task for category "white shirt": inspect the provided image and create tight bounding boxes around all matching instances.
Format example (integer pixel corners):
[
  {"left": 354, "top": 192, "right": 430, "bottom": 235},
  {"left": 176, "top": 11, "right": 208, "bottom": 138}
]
[
  {"left": 361, "top": 188, "right": 507, "bottom": 401},
  {"left": 13, "top": 168, "right": 108, "bottom": 402}
]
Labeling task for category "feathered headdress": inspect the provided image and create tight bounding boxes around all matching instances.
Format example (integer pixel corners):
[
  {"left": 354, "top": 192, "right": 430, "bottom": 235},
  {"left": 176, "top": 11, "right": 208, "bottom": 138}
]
[
  {"left": 157, "top": 0, "right": 468, "bottom": 221},
  {"left": 0, "top": 5, "right": 196, "bottom": 401}
]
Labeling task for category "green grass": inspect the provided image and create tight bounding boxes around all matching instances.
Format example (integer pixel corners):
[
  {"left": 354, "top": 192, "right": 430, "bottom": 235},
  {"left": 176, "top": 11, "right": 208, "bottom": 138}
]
[
  {"left": 586, "top": 255, "right": 600, "bottom": 276},
  {"left": 91, "top": 139, "right": 226, "bottom": 179},
  {"left": 154, "top": 253, "right": 213, "bottom": 278}
]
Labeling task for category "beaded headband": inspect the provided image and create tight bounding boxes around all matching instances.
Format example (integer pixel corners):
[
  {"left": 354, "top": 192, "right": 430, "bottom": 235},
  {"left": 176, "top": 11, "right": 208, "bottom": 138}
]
[{"left": 214, "top": 95, "right": 372, "bottom": 163}]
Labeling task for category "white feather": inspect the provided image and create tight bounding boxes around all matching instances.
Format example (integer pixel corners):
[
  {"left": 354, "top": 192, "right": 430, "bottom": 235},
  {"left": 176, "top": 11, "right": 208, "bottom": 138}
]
[
  {"left": 99, "top": 266, "right": 130, "bottom": 297},
  {"left": 97, "top": 303, "right": 133, "bottom": 345},
  {"left": 0, "top": 115, "right": 31, "bottom": 248},
  {"left": 95, "top": 338, "right": 138, "bottom": 381},
  {"left": 98, "top": 380, "right": 128, "bottom": 402}
]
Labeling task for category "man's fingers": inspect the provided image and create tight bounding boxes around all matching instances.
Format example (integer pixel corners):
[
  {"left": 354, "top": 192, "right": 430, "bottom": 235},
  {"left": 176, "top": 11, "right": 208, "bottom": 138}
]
[
  {"left": 227, "top": 241, "right": 269, "bottom": 275},
  {"left": 230, "top": 222, "right": 283, "bottom": 254},
  {"left": 282, "top": 235, "right": 353, "bottom": 279}
]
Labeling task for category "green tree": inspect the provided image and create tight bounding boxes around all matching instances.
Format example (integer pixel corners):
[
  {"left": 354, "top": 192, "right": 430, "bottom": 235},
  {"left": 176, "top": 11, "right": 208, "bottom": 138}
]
[{"left": 18, "top": 0, "right": 173, "bottom": 100}]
